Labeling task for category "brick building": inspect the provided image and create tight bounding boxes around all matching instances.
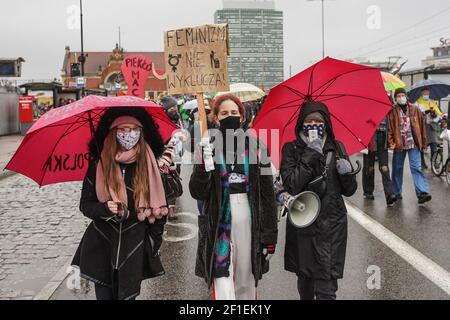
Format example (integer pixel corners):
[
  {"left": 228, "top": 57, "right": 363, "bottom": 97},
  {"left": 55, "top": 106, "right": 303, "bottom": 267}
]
[{"left": 61, "top": 44, "right": 167, "bottom": 99}]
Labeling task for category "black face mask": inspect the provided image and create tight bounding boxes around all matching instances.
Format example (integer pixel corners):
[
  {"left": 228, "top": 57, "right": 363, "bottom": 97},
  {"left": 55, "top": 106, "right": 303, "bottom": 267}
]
[
  {"left": 219, "top": 116, "right": 241, "bottom": 133},
  {"left": 168, "top": 111, "right": 180, "bottom": 122}
]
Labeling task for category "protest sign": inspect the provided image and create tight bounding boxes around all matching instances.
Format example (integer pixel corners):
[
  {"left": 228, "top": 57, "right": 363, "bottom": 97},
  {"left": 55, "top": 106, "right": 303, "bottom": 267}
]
[
  {"left": 164, "top": 24, "right": 230, "bottom": 95},
  {"left": 121, "top": 54, "right": 153, "bottom": 98}
]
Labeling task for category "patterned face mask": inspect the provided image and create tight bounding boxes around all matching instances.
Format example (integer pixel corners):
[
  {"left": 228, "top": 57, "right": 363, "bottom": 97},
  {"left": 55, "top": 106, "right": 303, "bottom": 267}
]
[
  {"left": 116, "top": 129, "right": 141, "bottom": 150},
  {"left": 303, "top": 123, "right": 325, "bottom": 139}
]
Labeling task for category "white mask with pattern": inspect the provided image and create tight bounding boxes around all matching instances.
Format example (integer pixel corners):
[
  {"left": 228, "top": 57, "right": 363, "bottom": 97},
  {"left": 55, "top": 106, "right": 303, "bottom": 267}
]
[{"left": 116, "top": 130, "right": 141, "bottom": 150}]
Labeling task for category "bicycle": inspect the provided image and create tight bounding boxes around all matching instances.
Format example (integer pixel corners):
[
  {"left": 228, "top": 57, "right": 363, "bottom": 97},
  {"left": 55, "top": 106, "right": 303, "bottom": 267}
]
[
  {"left": 445, "top": 155, "right": 450, "bottom": 186},
  {"left": 433, "top": 117, "right": 450, "bottom": 186},
  {"left": 431, "top": 143, "right": 445, "bottom": 176},
  {"left": 441, "top": 125, "right": 450, "bottom": 186},
  {"left": 431, "top": 119, "right": 448, "bottom": 177}
]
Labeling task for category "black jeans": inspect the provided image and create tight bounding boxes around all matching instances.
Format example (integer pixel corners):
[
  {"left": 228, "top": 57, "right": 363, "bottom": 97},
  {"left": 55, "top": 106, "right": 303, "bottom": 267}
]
[
  {"left": 94, "top": 270, "right": 136, "bottom": 300},
  {"left": 362, "top": 131, "right": 394, "bottom": 200},
  {"left": 95, "top": 284, "right": 137, "bottom": 300},
  {"left": 95, "top": 283, "right": 115, "bottom": 300},
  {"left": 297, "top": 277, "right": 338, "bottom": 300}
]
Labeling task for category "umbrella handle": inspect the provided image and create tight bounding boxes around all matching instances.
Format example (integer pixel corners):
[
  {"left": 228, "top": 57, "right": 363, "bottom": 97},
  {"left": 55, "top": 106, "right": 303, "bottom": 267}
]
[
  {"left": 348, "top": 160, "right": 362, "bottom": 176},
  {"left": 115, "top": 203, "right": 129, "bottom": 223}
]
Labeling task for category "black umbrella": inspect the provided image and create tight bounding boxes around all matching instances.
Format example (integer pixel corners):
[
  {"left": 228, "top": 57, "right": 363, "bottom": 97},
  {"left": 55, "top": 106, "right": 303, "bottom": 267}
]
[{"left": 407, "top": 79, "right": 450, "bottom": 102}]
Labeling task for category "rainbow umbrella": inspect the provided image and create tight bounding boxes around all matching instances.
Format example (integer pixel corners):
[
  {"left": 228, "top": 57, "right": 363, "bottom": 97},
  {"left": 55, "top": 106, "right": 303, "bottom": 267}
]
[{"left": 381, "top": 72, "right": 406, "bottom": 91}]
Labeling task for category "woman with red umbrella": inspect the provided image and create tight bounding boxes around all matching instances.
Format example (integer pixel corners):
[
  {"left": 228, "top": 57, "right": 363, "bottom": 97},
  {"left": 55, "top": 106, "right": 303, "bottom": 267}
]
[
  {"left": 280, "top": 101, "right": 358, "bottom": 300},
  {"left": 72, "top": 107, "right": 177, "bottom": 300}
]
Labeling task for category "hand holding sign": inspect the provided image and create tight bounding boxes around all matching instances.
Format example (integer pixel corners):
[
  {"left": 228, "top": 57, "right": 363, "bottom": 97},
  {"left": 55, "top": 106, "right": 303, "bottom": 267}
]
[{"left": 164, "top": 24, "right": 230, "bottom": 172}]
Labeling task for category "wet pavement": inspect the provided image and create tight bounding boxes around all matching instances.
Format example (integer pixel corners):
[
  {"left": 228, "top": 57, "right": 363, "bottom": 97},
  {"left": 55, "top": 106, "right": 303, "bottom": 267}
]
[
  {"left": 49, "top": 154, "right": 450, "bottom": 300},
  {"left": 0, "top": 174, "right": 88, "bottom": 300},
  {"left": 0, "top": 135, "right": 23, "bottom": 179}
]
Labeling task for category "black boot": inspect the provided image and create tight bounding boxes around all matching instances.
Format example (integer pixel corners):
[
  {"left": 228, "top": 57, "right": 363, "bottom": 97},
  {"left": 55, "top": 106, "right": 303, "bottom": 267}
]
[
  {"left": 364, "top": 193, "right": 375, "bottom": 200},
  {"left": 386, "top": 194, "right": 397, "bottom": 207},
  {"left": 418, "top": 193, "right": 432, "bottom": 204}
]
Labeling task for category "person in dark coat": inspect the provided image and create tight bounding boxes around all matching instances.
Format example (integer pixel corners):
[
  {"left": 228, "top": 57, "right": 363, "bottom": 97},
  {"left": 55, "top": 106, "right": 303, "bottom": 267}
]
[
  {"left": 362, "top": 115, "right": 397, "bottom": 206},
  {"left": 189, "top": 94, "right": 278, "bottom": 300},
  {"left": 72, "top": 107, "right": 175, "bottom": 300},
  {"left": 280, "top": 101, "right": 358, "bottom": 300}
]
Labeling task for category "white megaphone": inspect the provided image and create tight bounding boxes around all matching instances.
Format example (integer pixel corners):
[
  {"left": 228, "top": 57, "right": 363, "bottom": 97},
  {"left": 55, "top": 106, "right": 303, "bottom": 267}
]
[{"left": 277, "top": 191, "right": 321, "bottom": 228}]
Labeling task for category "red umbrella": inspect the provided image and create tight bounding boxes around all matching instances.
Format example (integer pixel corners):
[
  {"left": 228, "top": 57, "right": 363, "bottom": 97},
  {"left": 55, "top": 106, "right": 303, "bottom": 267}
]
[
  {"left": 252, "top": 57, "right": 392, "bottom": 169},
  {"left": 6, "top": 95, "right": 177, "bottom": 186}
]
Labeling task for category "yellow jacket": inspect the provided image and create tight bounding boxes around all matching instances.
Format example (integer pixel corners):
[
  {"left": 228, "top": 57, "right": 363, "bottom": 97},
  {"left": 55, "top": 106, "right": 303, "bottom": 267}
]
[{"left": 416, "top": 96, "right": 443, "bottom": 117}]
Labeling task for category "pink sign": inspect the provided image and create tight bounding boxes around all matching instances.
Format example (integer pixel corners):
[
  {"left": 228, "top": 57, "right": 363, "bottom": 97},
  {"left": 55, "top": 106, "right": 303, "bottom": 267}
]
[{"left": 121, "top": 55, "right": 153, "bottom": 98}]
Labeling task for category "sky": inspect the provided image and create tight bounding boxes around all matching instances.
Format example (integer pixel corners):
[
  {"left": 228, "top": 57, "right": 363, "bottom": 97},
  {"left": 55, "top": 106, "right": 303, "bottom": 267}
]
[{"left": 1, "top": 0, "right": 450, "bottom": 80}]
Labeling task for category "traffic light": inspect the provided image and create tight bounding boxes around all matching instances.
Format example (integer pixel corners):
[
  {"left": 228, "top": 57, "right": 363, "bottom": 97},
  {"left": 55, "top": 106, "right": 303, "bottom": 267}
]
[{"left": 70, "top": 63, "right": 81, "bottom": 77}]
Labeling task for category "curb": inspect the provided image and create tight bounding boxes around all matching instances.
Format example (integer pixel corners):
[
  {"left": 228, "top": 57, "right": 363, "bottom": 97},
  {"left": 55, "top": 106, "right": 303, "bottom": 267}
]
[{"left": 33, "top": 258, "right": 72, "bottom": 300}]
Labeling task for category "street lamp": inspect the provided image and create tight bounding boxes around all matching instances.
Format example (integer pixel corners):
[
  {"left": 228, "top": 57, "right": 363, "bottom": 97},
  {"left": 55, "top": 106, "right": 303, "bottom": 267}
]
[
  {"left": 307, "top": 0, "right": 335, "bottom": 59},
  {"left": 78, "top": 0, "right": 86, "bottom": 97}
]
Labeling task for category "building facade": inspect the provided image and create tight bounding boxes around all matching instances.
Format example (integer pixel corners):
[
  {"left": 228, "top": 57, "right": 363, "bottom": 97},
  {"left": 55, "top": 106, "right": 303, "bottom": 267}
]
[
  {"left": 422, "top": 38, "right": 450, "bottom": 68},
  {"left": 61, "top": 45, "right": 166, "bottom": 99},
  {"left": 215, "top": 0, "right": 284, "bottom": 90},
  {"left": 398, "top": 40, "right": 450, "bottom": 113},
  {"left": 399, "top": 40, "right": 450, "bottom": 89}
]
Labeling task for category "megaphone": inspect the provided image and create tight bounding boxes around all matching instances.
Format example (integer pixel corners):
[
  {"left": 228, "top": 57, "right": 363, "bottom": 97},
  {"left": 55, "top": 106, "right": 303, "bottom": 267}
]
[{"left": 277, "top": 191, "right": 321, "bottom": 228}]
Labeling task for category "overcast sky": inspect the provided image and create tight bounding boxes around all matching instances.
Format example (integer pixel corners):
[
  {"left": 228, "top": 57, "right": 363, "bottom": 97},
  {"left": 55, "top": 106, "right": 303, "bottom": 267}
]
[{"left": 1, "top": 0, "right": 449, "bottom": 79}]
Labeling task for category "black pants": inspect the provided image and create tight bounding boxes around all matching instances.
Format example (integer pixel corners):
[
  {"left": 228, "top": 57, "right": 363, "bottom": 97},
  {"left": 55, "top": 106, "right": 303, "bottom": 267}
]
[
  {"left": 95, "top": 283, "right": 116, "bottom": 300},
  {"left": 362, "top": 131, "right": 394, "bottom": 200},
  {"left": 94, "top": 270, "right": 136, "bottom": 300},
  {"left": 95, "top": 284, "right": 137, "bottom": 300},
  {"left": 297, "top": 278, "right": 338, "bottom": 300}
]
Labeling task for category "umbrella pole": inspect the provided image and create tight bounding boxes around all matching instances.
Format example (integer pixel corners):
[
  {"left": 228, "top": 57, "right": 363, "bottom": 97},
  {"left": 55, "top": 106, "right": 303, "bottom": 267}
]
[
  {"left": 87, "top": 111, "right": 103, "bottom": 168},
  {"left": 197, "top": 92, "right": 215, "bottom": 172}
]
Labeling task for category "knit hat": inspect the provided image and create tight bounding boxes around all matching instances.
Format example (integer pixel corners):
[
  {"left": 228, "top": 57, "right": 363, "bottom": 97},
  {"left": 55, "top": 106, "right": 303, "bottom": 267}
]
[
  {"left": 160, "top": 96, "right": 178, "bottom": 110},
  {"left": 110, "top": 116, "right": 142, "bottom": 129},
  {"left": 304, "top": 111, "right": 325, "bottom": 122},
  {"left": 394, "top": 88, "right": 407, "bottom": 98}
]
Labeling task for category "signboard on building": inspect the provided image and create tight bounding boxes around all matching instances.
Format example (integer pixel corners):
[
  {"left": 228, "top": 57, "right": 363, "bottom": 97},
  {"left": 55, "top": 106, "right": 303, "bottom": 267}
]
[
  {"left": 440, "top": 37, "right": 450, "bottom": 47},
  {"left": 19, "top": 96, "right": 34, "bottom": 123},
  {"left": 164, "top": 24, "right": 230, "bottom": 94},
  {"left": 76, "top": 77, "right": 85, "bottom": 88},
  {"left": 0, "top": 58, "right": 24, "bottom": 77}
]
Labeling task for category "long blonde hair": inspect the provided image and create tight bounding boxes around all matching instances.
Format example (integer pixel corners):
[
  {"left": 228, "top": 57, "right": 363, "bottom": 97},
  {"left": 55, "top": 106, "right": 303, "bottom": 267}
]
[{"left": 102, "top": 129, "right": 150, "bottom": 211}]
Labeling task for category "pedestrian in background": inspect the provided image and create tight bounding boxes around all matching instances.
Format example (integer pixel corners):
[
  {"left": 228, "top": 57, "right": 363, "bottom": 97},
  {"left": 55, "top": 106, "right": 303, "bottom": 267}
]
[
  {"left": 161, "top": 95, "right": 186, "bottom": 174},
  {"left": 188, "top": 99, "right": 215, "bottom": 215},
  {"left": 415, "top": 88, "right": 443, "bottom": 169},
  {"left": 72, "top": 107, "right": 175, "bottom": 300},
  {"left": 280, "top": 101, "right": 358, "bottom": 300},
  {"left": 388, "top": 88, "right": 432, "bottom": 204},
  {"left": 362, "top": 114, "right": 397, "bottom": 207},
  {"left": 189, "top": 94, "right": 278, "bottom": 300}
]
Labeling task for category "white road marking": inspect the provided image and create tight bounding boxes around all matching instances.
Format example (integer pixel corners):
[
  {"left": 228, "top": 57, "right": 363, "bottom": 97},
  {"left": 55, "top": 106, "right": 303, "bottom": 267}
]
[{"left": 345, "top": 201, "right": 450, "bottom": 296}]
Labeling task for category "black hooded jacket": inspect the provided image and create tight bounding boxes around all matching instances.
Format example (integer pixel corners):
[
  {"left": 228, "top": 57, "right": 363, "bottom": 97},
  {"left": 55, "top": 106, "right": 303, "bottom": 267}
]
[
  {"left": 72, "top": 108, "right": 170, "bottom": 300},
  {"left": 280, "top": 102, "right": 357, "bottom": 280}
]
